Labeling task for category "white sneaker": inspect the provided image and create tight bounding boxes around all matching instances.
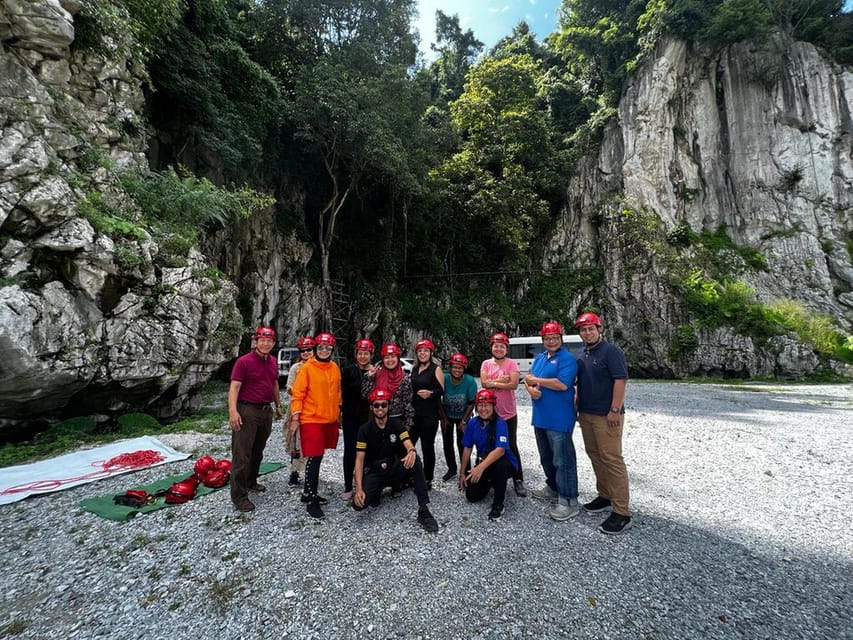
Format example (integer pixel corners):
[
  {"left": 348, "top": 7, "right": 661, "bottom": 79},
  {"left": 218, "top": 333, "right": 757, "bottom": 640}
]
[
  {"left": 549, "top": 501, "right": 580, "bottom": 521},
  {"left": 530, "top": 485, "right": 558, "bottom": 502}
]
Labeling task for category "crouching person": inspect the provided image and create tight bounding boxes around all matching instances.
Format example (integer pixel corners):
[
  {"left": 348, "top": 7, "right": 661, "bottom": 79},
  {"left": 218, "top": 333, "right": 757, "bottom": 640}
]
[
  {"left": 353, "top": 389, "right": 439, "bottom": 533},
  {"left": 459, "top": 389, "right": 519, "bottom": 521}
]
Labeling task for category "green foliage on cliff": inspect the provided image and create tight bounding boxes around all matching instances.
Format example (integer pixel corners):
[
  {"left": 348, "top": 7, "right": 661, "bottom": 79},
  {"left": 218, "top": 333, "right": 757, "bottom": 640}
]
[{"left": 75, "top": 0, "right": 850, "bottom": 368}]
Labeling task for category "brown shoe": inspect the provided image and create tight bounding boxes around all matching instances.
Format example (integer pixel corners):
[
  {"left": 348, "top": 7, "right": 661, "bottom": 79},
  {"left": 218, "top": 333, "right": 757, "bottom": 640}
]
[
  {"left": 249, "top": 483, "right": 267, "bottom": 492},
  {"left": 234, "top": 498, "right": 255, "bottom": 512}
]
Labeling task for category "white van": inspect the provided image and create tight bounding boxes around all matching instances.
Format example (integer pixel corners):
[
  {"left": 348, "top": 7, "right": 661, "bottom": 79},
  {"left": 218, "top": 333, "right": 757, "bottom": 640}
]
[
  {"left": 277, "top": 347, "right": 299, "bottom": 379},
  {"left": 508, "top": 335, "right": 585, "bottom": 377}
]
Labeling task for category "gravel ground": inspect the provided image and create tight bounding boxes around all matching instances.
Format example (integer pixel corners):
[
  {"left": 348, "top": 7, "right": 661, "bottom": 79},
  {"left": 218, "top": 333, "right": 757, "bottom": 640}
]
[{"left": 0, "top": 381, "right": 851, "bottom": 640}]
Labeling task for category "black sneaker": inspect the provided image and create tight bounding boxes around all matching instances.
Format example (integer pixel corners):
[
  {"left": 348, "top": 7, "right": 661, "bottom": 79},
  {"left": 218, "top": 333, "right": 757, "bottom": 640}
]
[
  {"left": 584, "top": 496, "right": 612, "bottom": 513},
  {"left": 288, "top": 472, "right": 300, "bottom": 486},
  {"left": 441, "top": 470, "right": 457, "bottom": 482},
  {"left": 488, "top": 504, "right": 505, "bottom": 521},
  {"left": 417, "top": 507, "right": 439, "bottom": 533},
  {"left": 301, "top": 494, "right": 329, "bottom": 505},
  {"left": 306, "top": 500, "right": 324, "bottom": 519},
  {"left": 599, "top": 512, "right": 632, "bottom": 534}
]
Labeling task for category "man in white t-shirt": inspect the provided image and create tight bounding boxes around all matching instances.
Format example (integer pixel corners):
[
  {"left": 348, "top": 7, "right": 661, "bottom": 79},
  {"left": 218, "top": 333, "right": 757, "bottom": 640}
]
[{"left": 480, "top": 332, "right": 526, "bottom": 496}]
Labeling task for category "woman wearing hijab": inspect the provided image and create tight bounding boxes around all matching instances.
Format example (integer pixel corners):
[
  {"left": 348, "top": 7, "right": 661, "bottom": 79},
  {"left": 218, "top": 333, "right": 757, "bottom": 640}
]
[{"left": 362, "top": 343, "right": 415, "bottom": 430}]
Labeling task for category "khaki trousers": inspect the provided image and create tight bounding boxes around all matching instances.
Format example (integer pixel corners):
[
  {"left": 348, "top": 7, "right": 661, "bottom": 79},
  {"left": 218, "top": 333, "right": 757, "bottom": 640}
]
[{"left": 578, "top": 412, "right": 630, "bottom": 516}]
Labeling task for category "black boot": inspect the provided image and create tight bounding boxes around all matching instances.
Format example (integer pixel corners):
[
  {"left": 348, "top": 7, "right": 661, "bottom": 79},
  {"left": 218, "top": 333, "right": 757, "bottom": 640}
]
[
  {"left": 417, "top": 506, "right": 438, "bottom": 533},
  {"left": 307, "top": 498, "right": 324, "bottom": 519}
]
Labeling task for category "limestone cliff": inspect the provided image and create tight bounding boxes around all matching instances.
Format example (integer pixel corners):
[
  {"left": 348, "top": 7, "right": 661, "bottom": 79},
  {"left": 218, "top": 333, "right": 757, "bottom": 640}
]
[
  {"left": 0, "top": 0, "right": 243, "bottom": 430},
  {"left": 550, "top": 37, "right": 852, "bottom": 378}
]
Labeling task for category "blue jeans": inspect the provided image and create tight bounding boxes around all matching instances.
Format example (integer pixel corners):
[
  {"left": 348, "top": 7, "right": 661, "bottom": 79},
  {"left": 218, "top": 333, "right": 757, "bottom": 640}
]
[{"left": 534, "top": 427, "right": 578, "bottom": 500}]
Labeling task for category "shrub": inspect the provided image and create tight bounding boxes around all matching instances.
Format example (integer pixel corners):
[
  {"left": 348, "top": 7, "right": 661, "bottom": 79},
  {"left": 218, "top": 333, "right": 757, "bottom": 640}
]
[{"left": 117, "top": 412, "right": 161, "bottom": 435}]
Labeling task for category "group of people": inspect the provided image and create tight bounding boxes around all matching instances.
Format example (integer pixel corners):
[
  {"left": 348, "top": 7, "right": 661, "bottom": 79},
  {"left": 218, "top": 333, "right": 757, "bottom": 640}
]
[{"left": 226, "top": 311, "right": 632, "bottom": 535}]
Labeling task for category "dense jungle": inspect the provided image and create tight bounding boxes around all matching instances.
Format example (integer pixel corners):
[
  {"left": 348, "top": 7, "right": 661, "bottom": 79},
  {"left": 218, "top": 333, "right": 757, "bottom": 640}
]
[{"left": 1, "top": 0, "right": 852, "bottom": 432}]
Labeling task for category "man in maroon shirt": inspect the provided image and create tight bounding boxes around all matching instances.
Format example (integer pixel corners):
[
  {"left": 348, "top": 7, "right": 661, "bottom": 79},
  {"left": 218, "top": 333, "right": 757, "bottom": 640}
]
[{"left": 228, "top": 326, "right": 284, "bottom": 512}]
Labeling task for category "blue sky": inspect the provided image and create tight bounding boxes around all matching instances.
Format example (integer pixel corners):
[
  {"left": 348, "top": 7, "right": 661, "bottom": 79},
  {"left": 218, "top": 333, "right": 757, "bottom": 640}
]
[
  {"left": 414, "top": 0, "right": 853, "bottom": 61},
  {"left": 414, "top": 0, "right": 563, "bottom": 60}
]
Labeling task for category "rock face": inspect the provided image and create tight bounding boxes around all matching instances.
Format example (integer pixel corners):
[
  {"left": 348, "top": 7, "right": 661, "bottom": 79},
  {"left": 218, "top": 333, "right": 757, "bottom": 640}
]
[
  {"left": 551, "top": 37, "right": 852, "bottom": 378},
  {"left": 0, "top": 2, "right": 242, "bottom": 431}
]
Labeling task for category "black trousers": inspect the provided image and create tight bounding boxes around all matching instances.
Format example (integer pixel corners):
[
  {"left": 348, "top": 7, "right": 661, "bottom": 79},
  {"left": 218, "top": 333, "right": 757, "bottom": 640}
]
[
  {"left": 409, "top": 415, "right": 439, "bottom": 483},
  {"left": 441, "top": 418, "right": 467, "bottom": 476},
  {"left": 465, "top": 456, "right": 515, "bottom": 508},
  {"left": 341, "top": 417, "right": 360, "bottom": 492},
  {"left": 354, "top": 456, "right": 430, "bottom": 510},
  {"left": 505, "top": 415, "right": 523, "bottom": 481}
]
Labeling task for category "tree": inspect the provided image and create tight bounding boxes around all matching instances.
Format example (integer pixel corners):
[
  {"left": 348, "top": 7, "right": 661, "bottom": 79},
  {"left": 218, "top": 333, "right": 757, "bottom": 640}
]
[
  {"left": 427, "top": 10, "right": 484, "bottom": 103},
  {"left": 427, "top": 54, "right": 558, "bottom": 272},
  {"left": 278, "top": 0, "right": 421, "bottom": 325}
]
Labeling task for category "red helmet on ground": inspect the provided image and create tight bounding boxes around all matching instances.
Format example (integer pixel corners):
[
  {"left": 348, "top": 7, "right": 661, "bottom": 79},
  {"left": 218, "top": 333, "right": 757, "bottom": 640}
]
[
  {"left": 253, "top": 326, "right": 276, "bottom": 341},
  {"left": 380, "top": 343, "right": 401, "bottom": 357},
  {"left": 490, "top": 332, "right": 510, "bottom": 345},
  {"left": 540, "top": 321, "right": 564, "bottom": 337},
  {"left": 202, "top": 470, "right": 230, "bottom": 488},
  {"left": 165, "top": 480, "right": 197, "bottom": 504},
  {"left": 355, "top": 338, "right": 375, "bottom": 353},
  {"left": 314, "top": 332, "right": 336, "bottom": 347},
  {"left": 193, "top": 455, "right": 215, "bottom": 478},
  {"left": 575, "top": 312, "right": 602, "bottom": 328},
  {"left": 415, "top": 338, "right": 435, "bottom": 352},
  {"left": 215, "top": 459, "right": 232, "bottom": 473},
  {"left": 297, "top": 336, "right": 315, "bottom": 349},
  {"left": 368, "top": 388, "right": 391, "bottom": 403},
  {"left": 447, "top": 353, "right": 468, "bottom": 368},
  {"left": 474, "top": 389, "right": 497, "bottom": 405},
  {"left": 183, "top": 475, "right": 200, "bottom": 489}
]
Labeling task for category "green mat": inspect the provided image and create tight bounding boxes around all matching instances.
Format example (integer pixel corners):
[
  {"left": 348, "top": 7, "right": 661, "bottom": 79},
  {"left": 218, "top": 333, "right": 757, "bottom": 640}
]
[{"left": 80, "top": 462, "right": 283, "bottom": 521}]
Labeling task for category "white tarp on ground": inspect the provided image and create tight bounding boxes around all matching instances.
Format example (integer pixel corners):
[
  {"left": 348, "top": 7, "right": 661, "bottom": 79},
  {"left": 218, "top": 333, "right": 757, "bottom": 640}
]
[{"left": 0, "top": 436, "right": 189, "bottom": 505}]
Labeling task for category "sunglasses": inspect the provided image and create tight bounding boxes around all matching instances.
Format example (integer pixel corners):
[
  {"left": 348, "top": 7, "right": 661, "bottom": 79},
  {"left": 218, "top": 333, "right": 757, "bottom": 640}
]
[
  {"left": 316, "top": 344, "right": 333, "bottom": 351},
  {"left": 371, "top": 402, "right": 389, "bottom": 408},
  {"left": 299, "top": 348, "right": 312, "bottom": 353}
]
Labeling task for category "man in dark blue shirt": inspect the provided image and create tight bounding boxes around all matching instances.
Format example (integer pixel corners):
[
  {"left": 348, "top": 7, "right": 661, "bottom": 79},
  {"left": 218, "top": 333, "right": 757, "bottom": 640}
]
[{"left": 575, "top": 312, "right": 631, "bottom": 534}]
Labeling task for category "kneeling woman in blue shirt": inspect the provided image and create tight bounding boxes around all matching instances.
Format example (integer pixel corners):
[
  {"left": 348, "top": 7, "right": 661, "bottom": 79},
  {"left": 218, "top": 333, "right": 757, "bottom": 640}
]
[{"left": 459, "top": 389, "right": 519, "bottom": 520}]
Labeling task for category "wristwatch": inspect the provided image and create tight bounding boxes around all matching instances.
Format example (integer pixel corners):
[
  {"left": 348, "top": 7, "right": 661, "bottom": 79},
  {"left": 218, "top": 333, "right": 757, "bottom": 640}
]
[{"left": 610, "top": 406, "right": 621, "bottom": 413}]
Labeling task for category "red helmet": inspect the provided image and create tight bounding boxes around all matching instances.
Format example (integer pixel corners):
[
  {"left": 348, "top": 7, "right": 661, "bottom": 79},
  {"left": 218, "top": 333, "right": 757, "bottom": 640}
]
[
  {"left": 490, "top": 332, "right": 510, "bottom": 345},
  {"left": 193, "top": 455, "right": 215, "bottom": 478},
  {"left": 575, "top": 312, "right": 602, "bottom": 328},
  {"left": 447, "top": 353, "right": 468, "bottom": 368},
  {"left": 415, "top": 338, "right": 435, "bottom": 352},
  {"left": 215, "top": 459, "right": 232, "bottom": 473},
  {"left": 183, "top": 475, "right": 200, "bottom": 489},
  {"left": 165, "top": 480, "right": 197, "bottom": 504},
  {"left": 540, "top": 320, "right": 564, "bottom": 337},
  {"left": 355, "top": 338, "right": 375, "bottom": 353},
  {"left": 368, "top": 388, "right": 391, "bottom": 403},
  {"left": 202, "top": 470, "right": 230, "bottom": 488},
  {"left": 253, "top": 326, "right": 276, "bottom": 341},
  {"left": 314, "top": 332, "right": 336, "bottom": 347},
  {"left": 474, "top": 389, "right": 497, "bottom": 405},
  {"left": 297, "top": 336, "right": 315, "bottom": 349},
  {"left": 380, "top": 343, "right": 401, "bottom": 357}
]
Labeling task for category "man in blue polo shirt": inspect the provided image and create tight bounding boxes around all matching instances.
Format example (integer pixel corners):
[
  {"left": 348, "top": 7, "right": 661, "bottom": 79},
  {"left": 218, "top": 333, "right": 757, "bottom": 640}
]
[
  {"left": 575, "top": 312, "right": 631, "bottom": 534},
  {"left": 459, "top": 389, "right": 519, "bottom": 520},
  {"left": 523, "top": 320, "right": 579, "bottom": 521}
]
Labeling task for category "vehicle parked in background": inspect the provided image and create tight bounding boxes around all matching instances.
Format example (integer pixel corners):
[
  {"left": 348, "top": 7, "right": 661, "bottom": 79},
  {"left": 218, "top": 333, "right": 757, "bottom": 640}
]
[
  {"left": 278, "top": 347, "right": 299, "bottom": 380},
  {"left": 509, "top": 335, "right": 584, "bottom": 377}
]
